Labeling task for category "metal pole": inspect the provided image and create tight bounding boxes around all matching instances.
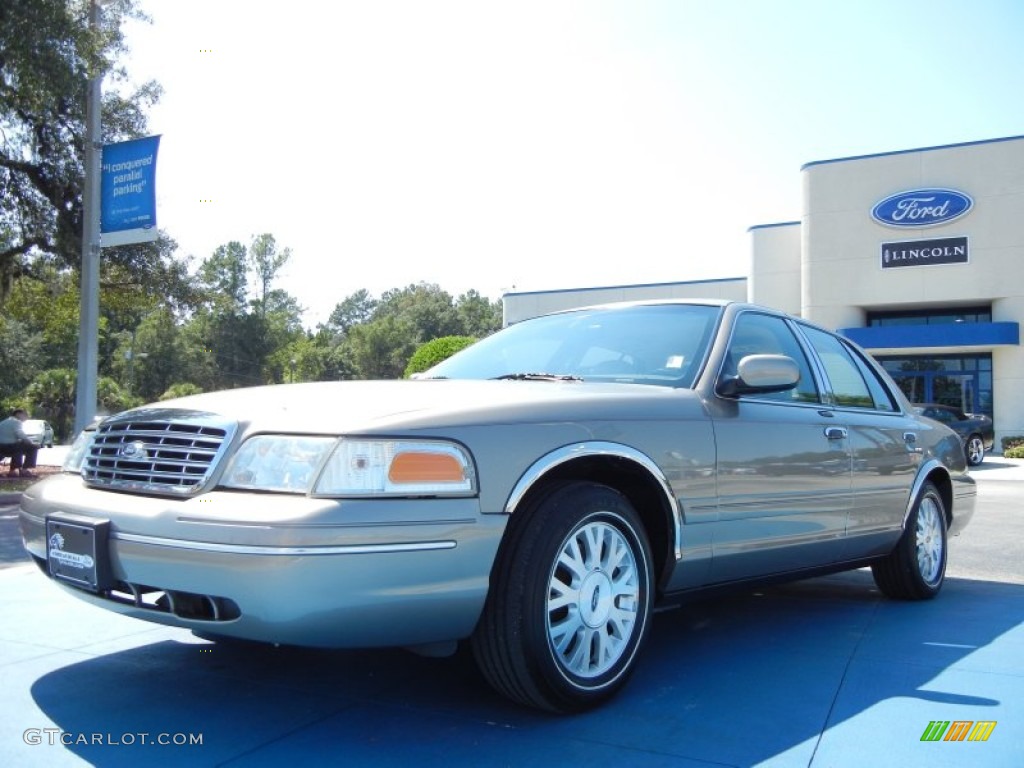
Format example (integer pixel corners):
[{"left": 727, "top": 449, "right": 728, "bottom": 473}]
[{"left": 74, "top": 0, "right": 102, "bottom": 433}]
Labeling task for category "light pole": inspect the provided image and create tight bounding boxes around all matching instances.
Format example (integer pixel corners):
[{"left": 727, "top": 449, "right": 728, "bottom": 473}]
[{"left": 74, "top": 0, "right": 105, "bottom": 433}]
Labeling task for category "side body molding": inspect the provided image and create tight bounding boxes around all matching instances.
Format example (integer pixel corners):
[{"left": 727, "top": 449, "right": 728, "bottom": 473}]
[{"left": 503, "top": 441, "right": 685, "bottom": 560}]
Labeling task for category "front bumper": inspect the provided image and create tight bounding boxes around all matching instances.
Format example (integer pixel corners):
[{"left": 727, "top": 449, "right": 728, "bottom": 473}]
[{"left": 19, "top": 474, "right": 506, "bottom": 648}]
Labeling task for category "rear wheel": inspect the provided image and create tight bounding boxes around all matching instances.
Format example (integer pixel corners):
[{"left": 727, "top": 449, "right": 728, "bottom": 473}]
[
  {"left": 965, "top": 435, "right": 985, "bottom": 466},
  {"left": 871, "top": 481, "right": 947, "bottom": 600},
  {"left": 471, "top": 481, "right": 654, "bottom": 712}
]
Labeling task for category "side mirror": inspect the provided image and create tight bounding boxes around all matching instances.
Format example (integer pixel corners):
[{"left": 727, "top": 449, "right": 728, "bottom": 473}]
[{"left": 717, "top": 354, "right": 800, "bottom": 398}]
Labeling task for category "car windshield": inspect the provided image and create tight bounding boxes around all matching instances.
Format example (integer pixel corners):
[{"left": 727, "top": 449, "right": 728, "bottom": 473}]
[{"left": 425, "top": 303, "right": 721, "bottom": 387}]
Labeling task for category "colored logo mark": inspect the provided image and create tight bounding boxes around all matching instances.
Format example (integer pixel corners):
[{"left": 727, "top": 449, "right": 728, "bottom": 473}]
[
  {"left": 920, "top": 720, "right": 997, "bottom": 742},
  {"left": 871, "top": 188, "right": 973, "bottom": 228}
]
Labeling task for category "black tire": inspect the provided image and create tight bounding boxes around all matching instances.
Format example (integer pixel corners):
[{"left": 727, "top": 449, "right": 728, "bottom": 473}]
[
  {"left": 471, "top": 481, "right": 654, "bottom": 713},
  {"left": 871, "top": 481, "right": 947, "bottom": 600},
  {"left": 965, "top": 435, "right": 985, "bottom": 466}
]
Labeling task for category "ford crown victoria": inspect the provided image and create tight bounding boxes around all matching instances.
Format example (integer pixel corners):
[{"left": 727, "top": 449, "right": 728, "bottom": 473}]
[{"left": 19, "top": 301, "right": 975, "bottom": 712}]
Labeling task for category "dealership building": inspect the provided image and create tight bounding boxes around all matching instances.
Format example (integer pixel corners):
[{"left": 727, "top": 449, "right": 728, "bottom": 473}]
[{"left": 503, "top": 134, "right": 1024, "bottom": 449}]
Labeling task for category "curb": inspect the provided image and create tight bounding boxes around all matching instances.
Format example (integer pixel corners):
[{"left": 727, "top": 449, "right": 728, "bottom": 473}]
[{"left": 0, "top": 492, "right": 23, "bottom": 505}]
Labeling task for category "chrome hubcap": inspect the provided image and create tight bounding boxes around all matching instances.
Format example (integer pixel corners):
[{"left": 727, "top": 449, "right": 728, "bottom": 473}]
[
  {"left": 916, "top": 496, "right": 944, "bottom": 585},
  {"left": 547, "top": 518, "right": 641, "bottom": 679},
  {"left": 967, "top": 438, "right": 984, "bottom": 464}
]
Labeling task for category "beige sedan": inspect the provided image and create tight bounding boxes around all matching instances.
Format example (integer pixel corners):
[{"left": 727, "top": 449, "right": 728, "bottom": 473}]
[{"left": 19, "top": 300, "right": 975, "bottom": 712}]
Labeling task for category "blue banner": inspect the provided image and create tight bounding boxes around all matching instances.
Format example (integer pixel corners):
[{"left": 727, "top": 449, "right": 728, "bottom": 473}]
[{"left": 100, "top": 135, "right": 160, "bottom": 247}]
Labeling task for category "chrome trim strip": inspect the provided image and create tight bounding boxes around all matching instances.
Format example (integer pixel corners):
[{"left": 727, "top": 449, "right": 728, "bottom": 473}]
[
  {"left": 175, "top": 517, "right": 476, "bottom": 529},
  {"left": 113, "top": 532, "right": 456, "bottom": 556},
  {"left": 503, "top": 441, "right": 685, "bottom": 561}
]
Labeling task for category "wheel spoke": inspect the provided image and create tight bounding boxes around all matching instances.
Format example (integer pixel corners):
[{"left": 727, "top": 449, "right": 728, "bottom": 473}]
[
  {"left": 583, "top": 525, "right": 604, "bottom": 569},
  {"left": 550, "top": 612, "right": 585, "bottom": 654},
  {"left": 547, "top": 577, "right": 578, "bottom": 612},
  {"left": 558, "top": 538, "right": 587, "bottom": 581},
  {"left": 567, "top": 627, "right": 594, "bottom": 671}
]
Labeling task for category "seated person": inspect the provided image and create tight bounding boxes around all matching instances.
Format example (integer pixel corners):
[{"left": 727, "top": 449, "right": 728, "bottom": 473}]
[{"left": 0, "top": 408, "right": 39, "bottom": 478}]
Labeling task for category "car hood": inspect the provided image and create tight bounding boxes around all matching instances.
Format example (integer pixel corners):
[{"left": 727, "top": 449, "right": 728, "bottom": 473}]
[{"left": 110, "top": 379, "right": 706, "bottom": 436}]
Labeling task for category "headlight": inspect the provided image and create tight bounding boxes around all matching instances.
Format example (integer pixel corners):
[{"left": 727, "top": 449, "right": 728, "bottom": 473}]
[
  {"left": 221, "top": 435, "right": 337, "bottom": 493},
  {"left": 63, "top": 429, "right": 95, "bottom": 473},
  {"left": 314, "top": 439, "right": 476, "bottom": 497}
]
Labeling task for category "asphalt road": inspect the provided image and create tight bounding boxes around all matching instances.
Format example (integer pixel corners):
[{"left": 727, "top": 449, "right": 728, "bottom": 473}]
[{"left": 944, "top": 458, "right": 1024, "bottom": 584}]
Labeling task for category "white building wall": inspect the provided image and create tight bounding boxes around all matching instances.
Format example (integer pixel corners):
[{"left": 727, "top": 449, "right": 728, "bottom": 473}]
[
  {"left": 748, "top": 222, "right": 801, "bottom": 315},
  {"left": 802, "top": 138, "right": 1024, "bottom": 330},
  {"left": 800, "top": 137, "right": 1024, "bottom": 449},
  {"left": 993, "top": 296, "right": 1024, "bottom": 444}
]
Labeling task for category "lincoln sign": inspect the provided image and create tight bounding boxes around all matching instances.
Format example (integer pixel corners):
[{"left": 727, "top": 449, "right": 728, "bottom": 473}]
[{"left": 881, "top": 236, "right": 969, "bottom": 269}]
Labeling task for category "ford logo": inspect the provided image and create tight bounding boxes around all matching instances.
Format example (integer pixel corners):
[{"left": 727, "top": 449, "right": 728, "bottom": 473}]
[
  {"left": 871, "top": 188, "right": 973, "bottom": 228},
  {"left": 119, "top": 441, "right": 147, "bottom": 460}
]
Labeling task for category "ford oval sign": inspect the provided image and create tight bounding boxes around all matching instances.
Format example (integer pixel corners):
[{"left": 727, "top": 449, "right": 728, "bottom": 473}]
[{"left": 871, "top": 188, "right": 973, "bottom": 228}]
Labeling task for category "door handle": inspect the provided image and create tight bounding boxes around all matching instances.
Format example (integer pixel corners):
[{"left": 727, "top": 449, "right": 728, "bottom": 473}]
[{"left": 824, "top": 427, "right": 847, "bottom": 440}]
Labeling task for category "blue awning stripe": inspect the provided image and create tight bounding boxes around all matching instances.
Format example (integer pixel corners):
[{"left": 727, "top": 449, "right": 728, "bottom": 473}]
[{"left": 839, "top": 322, "right": 1019, "bottom": 350}]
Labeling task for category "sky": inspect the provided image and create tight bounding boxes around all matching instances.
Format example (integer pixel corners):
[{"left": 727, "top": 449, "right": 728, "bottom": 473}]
[{"left": 118, "top": 0, "right": 1024, "bottom": 327}]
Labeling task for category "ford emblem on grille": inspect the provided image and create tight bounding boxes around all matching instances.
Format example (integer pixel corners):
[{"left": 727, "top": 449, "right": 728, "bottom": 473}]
[
  {"left": 119, "top": 441, "right": 148, "bottom": 460},
  {"left": 871, "top": 188, "right": 973, "bottom": 228}
]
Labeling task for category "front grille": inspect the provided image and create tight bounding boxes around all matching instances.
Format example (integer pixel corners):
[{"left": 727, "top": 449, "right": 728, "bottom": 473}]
[{"left": 83, "top": 414, "right": 236, "bottom": 495}]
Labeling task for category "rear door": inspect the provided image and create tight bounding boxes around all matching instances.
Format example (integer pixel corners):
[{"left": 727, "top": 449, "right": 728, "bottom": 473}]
[{"left": 796, "top": 324, "right": 918, "bottom": 556}]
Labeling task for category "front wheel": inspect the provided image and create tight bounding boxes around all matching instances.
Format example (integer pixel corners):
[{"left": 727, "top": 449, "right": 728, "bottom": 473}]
[
  {"left": 871, "top": 481, "right": 947, "bottom": 600},
  {"left": 471, "top": 481, "right": 654, "bottom": 712},
  {"left": 965, "top": 435, "right": 985, "bottom": 466}
]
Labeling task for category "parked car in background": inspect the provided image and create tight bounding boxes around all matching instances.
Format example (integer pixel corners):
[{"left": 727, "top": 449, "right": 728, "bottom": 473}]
[
  {"left": 20, "top": 301, "right": 976, "bottom": 713},
  {"left": 913, "top": 403, "right": 994, "bottom": 466},
  {"left": 21, "top": 419, "right": 54, "bottom": 448}
]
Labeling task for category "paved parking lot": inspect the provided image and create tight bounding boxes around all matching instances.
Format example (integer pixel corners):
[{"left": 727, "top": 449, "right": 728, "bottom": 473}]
[{"left": 1, "top": 459, "right": 1021, "bottom": 767}]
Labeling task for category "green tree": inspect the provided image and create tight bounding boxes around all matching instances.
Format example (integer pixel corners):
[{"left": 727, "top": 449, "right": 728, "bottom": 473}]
[
  {"left": 4, "top": 267, "right": 86, "bottom": 369},
  {"left": 159, "top": 382, "right": 203, "bottom": 401},
  {"left": 323, "top": 289, "right": 377, "bottom": 336},
  {"left": 199, "top": 241, "right": 249, "bottom": 312},
  {"left": 456, "top": 290, "right": 502, "bottom": 337},
  {"left": 186, "top": 236, "right": 302, "bottom": 388},
  {"left": 25, "top": 367, "right": 77, "bottom": 440},
  {"left": 0, "top": 315, "right": 45, "bottom": 403},
  {"left": 404, "top": 335, "right": 476, "bottom": 378},
  {"left": 249, "top": 233, "right": 290, "bottom": 319},
  {"left": 345, "top": 316, "right": 416, "bottom": 380},
  {"left": 375, "top": 283, "right": 462, "bottom": 342},
  {"left": 112, "top": 305, "right": 185, "bottom": 401}
]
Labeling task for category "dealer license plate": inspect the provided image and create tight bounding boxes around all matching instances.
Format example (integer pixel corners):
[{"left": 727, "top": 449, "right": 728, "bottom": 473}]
[{"left": 46, "top": 514, "right": 112, "bottom": 593}]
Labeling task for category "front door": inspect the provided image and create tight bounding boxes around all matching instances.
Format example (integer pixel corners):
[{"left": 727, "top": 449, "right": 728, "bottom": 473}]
[{"left": 708, "top": 311, "right": 851, "bottom": 583}]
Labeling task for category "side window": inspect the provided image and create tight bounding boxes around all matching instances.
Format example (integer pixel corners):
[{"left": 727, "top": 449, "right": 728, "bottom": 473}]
[
  {"left": 725, "top": 313, "right": 819, "bottom": 403},
  {"left": 844, "top": 341, "right": 899, "bottom": 412},
  {"left": 800, "top": 325, "right": 894, "bottom": 411}
]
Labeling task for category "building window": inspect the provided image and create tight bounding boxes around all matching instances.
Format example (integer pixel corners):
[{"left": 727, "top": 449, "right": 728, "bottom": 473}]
[
  {"left": 867, "top": 306, "right": 991, "bottom": 327},
  {"left": 877, "top": 354, "right": 993, "bottom": 419}
]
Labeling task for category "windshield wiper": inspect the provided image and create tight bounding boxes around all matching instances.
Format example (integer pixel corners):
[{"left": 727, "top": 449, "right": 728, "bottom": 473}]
[{"left": 492, "top": 372, "right": 583, "bottom": 382}]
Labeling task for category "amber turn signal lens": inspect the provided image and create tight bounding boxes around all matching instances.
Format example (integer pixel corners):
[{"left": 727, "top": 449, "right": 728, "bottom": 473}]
[{"left": 388, "top": 451, "right": 465, "bottom": 484}]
